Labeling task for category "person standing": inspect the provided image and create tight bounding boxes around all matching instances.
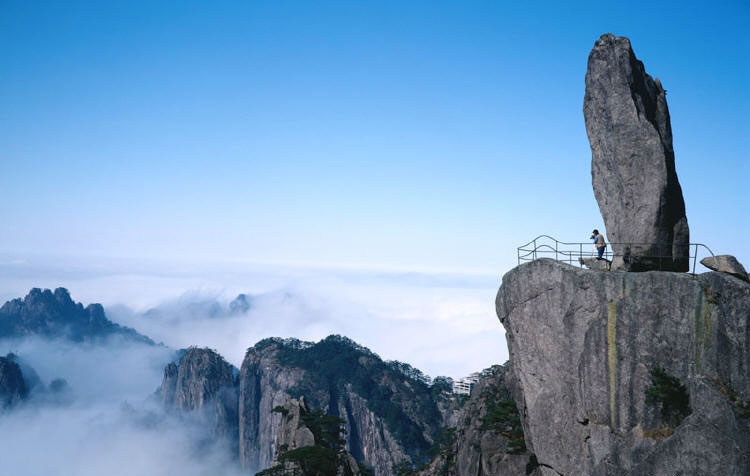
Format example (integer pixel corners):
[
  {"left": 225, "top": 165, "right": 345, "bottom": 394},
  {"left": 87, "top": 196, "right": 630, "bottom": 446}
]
[{"left": 591, "top": 229, "right": 607, "bottom": 260}]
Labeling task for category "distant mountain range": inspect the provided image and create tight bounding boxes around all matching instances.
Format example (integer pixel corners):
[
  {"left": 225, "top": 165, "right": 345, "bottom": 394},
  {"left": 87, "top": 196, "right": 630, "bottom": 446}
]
[
  {"left": 0, "top": 287, "right": 519, "bottom": 476},
  {"left": 0, "top": 287, "right": 153, "bottom": 344}
]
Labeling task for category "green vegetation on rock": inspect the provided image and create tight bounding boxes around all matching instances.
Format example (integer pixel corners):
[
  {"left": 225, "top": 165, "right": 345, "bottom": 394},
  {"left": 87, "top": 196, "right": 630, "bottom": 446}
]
[
  {"left": 257, "top": 407, "right": 350, "bottom": 476},
  {"left": 480, "top": 397, "right": 526, "bottom": 454},
  {"left": 645, "top": 366, "right": 691, "bottom": 431},
  {"left": 266, "top": 335, "right": 443, "bottom": 461}
]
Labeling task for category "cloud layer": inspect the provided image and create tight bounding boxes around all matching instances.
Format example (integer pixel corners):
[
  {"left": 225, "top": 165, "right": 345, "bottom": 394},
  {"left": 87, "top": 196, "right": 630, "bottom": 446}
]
[{"left": 0, "top": 336, "right": 243, "bottom": 476}]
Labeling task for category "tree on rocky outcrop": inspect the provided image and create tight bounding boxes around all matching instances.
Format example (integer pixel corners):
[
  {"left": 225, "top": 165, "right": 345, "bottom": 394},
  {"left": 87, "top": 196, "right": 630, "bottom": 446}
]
[
  {"left": 256, "top": 398, "right": 363, "bottom": 476},
  {"left": 644, "top": 366, "right": 691, "bottom": 434}
]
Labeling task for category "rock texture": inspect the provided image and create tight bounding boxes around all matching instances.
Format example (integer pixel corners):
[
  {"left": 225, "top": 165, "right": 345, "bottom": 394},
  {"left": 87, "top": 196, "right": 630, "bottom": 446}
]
[
  {"left": 261, "top": 397, "right": 363, "bottom": 476},
  {"left": 496, "top": 259, "right": 750, "bottom": 475},
  {"left": 0, "top": 355, "right": 28, "bottom": 409},
  {"left": 579, "top": 257, "right": 611, "bottom": 271},
  {"left": 701, "top": 255, "right": 749, "bottom": 282},
  {"left": 160, "top": 347, "right": 239, "bottom": 444},
  {"left": 584, "top": 34, "right": 689, "bottom": 272},
  {"left": 239, "top": 336, "right": 452, "bottom": 476},
  {"left": 417, "top": 364, "right": 540, "bottom": 476},
  {"left": 274, "top": 397, "right": 316, "bottom": 452},
  {"left": 0, "top": 287, "right": 152, "bottom": 344}
]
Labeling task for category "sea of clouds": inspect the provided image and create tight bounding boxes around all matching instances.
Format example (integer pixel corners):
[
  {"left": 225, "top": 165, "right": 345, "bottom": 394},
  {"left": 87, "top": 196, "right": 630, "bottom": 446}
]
[
  {"left": 1, "top": 256, "right": 509, "bottom": 378},
  {"left": 0, "top": 335, "right": 243, "bottom": 476},
  {"left": 0, "top": 256, "right": 508, "bottom": 475}
]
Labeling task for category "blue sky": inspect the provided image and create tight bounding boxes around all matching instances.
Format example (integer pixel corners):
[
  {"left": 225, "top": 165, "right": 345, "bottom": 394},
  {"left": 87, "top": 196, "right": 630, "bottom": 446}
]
[
  {"left": 0, "top": 2, "right": 748, "bottom": 378},
  {"left": 2, "top": 0, "right": 748, "bottom": 273}
]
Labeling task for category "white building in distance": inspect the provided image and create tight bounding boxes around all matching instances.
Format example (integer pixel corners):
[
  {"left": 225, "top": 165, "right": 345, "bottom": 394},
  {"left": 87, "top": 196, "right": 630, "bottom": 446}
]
[{"left": 452, "top": 372, "right": 481, "bottom": 395}]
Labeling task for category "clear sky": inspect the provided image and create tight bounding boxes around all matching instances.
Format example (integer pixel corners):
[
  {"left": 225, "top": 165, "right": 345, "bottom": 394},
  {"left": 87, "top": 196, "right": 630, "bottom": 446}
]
[
  {"left": 0, "top": 1, "right": 748, "bottom": 377},
  {"left": 1, "top": 0, "right": 748, "bottom": 272}
]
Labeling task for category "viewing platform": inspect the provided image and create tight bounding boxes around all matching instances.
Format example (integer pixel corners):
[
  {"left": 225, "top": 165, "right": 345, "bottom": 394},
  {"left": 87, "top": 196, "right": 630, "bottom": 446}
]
[{"left": 517, "top": 235, "right": 716, "bottom": 274}]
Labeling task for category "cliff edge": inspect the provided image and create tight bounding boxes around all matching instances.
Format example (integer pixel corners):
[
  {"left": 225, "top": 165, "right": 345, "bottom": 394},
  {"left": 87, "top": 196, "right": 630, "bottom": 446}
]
[{"left": 496, "top": 259, "right": 750, "bottom": 475}]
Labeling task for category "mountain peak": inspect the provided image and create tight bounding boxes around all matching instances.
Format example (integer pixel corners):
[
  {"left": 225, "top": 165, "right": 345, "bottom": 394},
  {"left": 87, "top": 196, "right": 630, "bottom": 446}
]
[{"left": 0, "top": 288, "right": 153, "bottom": 344}]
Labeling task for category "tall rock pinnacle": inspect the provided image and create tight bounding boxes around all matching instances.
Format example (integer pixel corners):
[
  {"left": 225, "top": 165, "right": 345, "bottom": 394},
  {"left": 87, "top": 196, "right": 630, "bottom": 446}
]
[{"left": 584, "top": 33, "right": 689, "bottom": 271}]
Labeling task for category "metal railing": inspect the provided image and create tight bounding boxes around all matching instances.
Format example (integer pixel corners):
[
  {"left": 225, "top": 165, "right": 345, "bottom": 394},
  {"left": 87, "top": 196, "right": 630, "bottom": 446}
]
[{"left": 517, "top": 235, "right": 715, "bottom": 274}]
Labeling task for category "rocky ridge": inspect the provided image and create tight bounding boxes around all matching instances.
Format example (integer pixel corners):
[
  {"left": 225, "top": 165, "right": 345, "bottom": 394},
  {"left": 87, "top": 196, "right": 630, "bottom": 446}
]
[
  {"left": 157, "top": 335, "right": 458, "bottom": 476},
  {"left": 238, "top": 336, "right": 454, "bottom": 475},
  {"left": 0, "top": 287, "right": 153, "bottom": 344}
]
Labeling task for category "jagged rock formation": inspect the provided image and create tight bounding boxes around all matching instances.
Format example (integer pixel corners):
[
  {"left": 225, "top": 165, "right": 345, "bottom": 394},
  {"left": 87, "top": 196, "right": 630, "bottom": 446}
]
[
  {"left": 0, "top": 355, "right": 28, "bottom": 409},
  {"left": 239, "top": 336, "right": 453, "bottom": 476},
  {"left": 701, "top": 255, "right": 749, "bottom": 282},
  {"left": 229, "top": 293, "right": 252, "bottom": 314},
  {"left": 0, "top": 287, "right": 153, "bottom": 344},
  {"left": 496, "top": 259, "right": 750, "bottom": 475},
  {"left": 416, "top": 364, "right": 539, "bottom": 476},
  {"left": 258, "top": 397, "right": 362, "bottom": 476},
  {"left": 142, "top": 292, "right": 252, "bottom": 323},
  {"left": 584, "top": 34, "right": 689, "bottom": 272},
  {"left": 159, "top": 347, "right": 239, "bottom": 444},
  {"left": 274, "top": 397, "right": 316, "bottom": 452}
]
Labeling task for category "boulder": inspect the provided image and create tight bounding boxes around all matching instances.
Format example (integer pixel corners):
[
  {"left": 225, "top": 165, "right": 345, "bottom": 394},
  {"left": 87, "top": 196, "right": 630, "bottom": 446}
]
[
  {"left": 701, "top": 255, "right": 749, "bottom": 282},
  {"left": 584, "top": 34, "right": 689, "bottom": 271}
]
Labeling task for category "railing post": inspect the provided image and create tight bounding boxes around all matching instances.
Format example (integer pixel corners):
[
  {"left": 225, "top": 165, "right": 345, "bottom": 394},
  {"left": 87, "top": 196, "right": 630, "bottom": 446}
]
[{"left": 692, "top": 244, "right": 697, "bottom": 274}]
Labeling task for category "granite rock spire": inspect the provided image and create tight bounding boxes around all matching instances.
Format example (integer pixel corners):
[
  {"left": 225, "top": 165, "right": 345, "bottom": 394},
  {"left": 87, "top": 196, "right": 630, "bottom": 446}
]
[{"left": 584, "top": 33, "right": 689, "bottom": 271}]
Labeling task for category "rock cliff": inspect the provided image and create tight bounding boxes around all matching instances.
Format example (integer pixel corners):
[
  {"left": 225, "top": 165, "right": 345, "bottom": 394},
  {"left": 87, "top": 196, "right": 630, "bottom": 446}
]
[
  {"left": 160, "top": 347, "right": 239, "bottom": 444},
  {"left": 257, "top": 397, "right": 363, "bottom": 476},
  {"left": 0, "top": 355, "right": 28, "bottom": 409},
  {"left": 417, "top": 364, "right": 539, "bottom": 476},
  {"left": 239, "top": 336, "right": 453, "bottom": 476},
  {"left": 584, "top": 34, "right": 689, "bottom": 271},
  {"left": 496, "top": 259, "right": 750, "bottom": 475}
]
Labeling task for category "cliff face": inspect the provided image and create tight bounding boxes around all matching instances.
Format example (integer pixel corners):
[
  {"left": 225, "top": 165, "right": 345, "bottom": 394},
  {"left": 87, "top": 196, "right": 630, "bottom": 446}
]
[
  {"left": 259, "top": 397, "right": 363, "bottom": 476},
  {"left": 417, "top": 364, "right": 538, "bottom": 476},
  {"left": 160, "top": 347, "right": 239, "bottom": 444},
  {"left": 239, "top": 340, "right": 309, "bottom": 472},
  {"left": 496, "top": 259, "right": 750, "bottom": 475},
  {"left": 0, "top": 356, "right": 28, "bottom": 409},
  {"left": 239, "top": 336, "right": 451, "bottom": 476},
  {"left": 584, "top": 34, "right": 689, "bottom": 271}
]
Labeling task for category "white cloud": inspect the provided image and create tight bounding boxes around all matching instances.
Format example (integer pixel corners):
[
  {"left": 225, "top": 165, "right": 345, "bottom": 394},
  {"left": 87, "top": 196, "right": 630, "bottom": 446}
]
[
  {"left": 0, "top": 337, "right": 243, "bottom": 476},
  {"left": 1, "top": 257, "right": 509, "bottom": 379}
]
